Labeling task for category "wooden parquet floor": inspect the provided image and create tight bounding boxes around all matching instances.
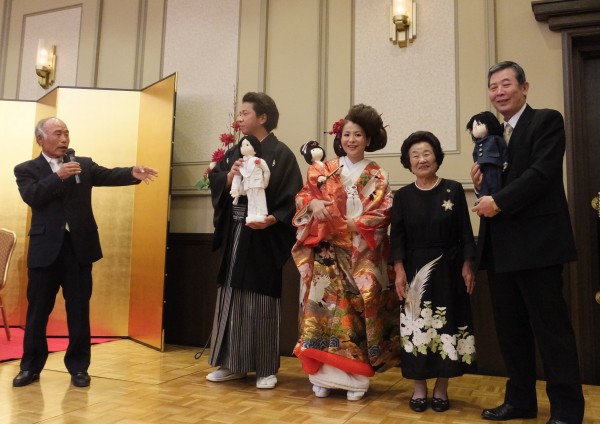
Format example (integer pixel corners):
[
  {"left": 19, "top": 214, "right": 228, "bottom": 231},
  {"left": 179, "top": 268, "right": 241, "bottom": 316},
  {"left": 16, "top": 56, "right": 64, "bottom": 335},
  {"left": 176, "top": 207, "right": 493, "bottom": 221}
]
[{"left": 0, "top": 340, "right": 598, "bottom": 423}]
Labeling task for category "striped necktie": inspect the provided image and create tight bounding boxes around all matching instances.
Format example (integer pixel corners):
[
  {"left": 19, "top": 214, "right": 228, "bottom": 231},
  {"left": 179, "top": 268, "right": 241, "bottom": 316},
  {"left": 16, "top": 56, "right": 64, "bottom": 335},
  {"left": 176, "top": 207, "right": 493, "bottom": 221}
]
[{"left": 503, "top": 123, "right": 513, "bottom": 144}]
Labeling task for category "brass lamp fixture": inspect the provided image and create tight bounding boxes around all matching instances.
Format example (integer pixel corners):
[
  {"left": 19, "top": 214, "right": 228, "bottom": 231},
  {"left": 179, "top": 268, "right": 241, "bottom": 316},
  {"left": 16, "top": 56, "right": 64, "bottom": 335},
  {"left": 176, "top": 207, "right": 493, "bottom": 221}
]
[
  {"left": 390, "top": 0, "right": 417, "bottom": 48},
  {"left": 35, "top": 39, "right": 56, "bottom": 89}
]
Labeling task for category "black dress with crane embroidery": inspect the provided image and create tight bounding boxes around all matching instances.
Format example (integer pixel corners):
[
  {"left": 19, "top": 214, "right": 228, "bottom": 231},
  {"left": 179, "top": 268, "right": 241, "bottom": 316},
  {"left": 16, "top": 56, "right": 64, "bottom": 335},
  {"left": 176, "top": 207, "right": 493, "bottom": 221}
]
[{"left": 390, "top": 179, "right": 477, "bottom": 379}]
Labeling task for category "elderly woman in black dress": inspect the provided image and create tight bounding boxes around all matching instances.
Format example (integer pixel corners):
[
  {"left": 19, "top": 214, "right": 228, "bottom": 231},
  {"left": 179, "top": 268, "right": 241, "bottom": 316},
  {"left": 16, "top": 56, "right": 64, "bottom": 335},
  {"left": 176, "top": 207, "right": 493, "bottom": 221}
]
[{"left": 390, "top": 131, "right": 476, "bottom": 413}]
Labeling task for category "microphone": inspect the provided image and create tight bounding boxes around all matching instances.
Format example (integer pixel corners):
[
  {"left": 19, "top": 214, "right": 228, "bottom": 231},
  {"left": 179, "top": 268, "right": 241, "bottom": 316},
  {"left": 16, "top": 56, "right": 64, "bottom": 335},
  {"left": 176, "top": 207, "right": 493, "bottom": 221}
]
[{"left": 65, "top": 148, "right": 81, "bottom": 184}]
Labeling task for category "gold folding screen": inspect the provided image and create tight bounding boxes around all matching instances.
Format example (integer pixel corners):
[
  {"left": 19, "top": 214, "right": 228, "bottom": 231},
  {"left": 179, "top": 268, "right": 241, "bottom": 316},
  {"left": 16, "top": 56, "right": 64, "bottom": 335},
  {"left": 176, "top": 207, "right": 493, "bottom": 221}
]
[
  {"left": 0, "top": 100, "right": 38, "bottom": 327},
  {"left": 0, "top": 74, "right": 176, "bottom": 351},
  {"left": 129, "top": 75, "right": 177, "bottom": 349}
]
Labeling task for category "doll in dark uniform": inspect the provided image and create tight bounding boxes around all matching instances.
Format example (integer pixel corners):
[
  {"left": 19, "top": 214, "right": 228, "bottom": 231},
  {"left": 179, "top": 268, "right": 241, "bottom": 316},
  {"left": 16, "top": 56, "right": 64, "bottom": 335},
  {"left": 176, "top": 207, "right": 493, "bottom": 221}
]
[{"left": 466, "top": 111, "right": 507, "bottom": 196}]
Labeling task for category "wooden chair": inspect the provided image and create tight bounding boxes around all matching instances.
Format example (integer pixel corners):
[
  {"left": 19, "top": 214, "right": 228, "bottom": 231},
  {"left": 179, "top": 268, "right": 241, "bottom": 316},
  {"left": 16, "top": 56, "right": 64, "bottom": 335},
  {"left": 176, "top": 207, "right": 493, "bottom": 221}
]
[{"left": 0, "top": 228, "right": 17, "bottom": 340}]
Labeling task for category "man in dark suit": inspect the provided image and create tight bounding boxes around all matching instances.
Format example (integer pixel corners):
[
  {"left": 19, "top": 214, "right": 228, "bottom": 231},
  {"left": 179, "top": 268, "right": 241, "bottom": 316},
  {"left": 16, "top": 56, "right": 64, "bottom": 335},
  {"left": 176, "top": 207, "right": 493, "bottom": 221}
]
[
  {"left": 472, "top": 61, "right": 585, "bottom": 423},
  {"left": 12, "top": 117, "right": 157, "bottom": 388}
]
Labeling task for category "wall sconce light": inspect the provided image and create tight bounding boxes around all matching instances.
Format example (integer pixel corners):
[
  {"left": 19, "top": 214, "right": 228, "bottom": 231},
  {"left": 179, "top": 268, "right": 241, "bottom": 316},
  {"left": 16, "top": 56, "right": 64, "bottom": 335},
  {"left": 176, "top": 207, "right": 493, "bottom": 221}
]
[
  {"left": 35, "top": 39, "right": 56, "bottom": 89},
  {"left": 390, "top": 0, "right": 417, "bottom": 48}
]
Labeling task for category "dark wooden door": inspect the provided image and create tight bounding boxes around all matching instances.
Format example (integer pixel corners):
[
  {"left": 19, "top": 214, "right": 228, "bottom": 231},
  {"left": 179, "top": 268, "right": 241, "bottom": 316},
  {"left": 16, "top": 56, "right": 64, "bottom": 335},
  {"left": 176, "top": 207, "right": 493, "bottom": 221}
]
[
  {"left": 533, "top": 0, "right": 600, "bottom": 385},
  {"left": 564, "top": 30, "right": 600, "bottom": 385}
]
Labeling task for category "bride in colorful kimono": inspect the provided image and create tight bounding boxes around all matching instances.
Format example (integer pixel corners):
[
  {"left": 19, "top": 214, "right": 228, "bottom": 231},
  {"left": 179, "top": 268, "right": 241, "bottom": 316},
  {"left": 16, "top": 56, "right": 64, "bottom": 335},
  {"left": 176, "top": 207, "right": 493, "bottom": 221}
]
[{"left": 292, "top": 104, "right": 401, "bottom": 401}]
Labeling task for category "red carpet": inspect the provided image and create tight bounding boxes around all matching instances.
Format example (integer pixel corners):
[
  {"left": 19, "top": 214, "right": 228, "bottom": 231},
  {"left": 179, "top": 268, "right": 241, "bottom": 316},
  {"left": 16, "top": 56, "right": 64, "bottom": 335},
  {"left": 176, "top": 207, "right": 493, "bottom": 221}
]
[{"left": 0, "top": 327, "right": 119, "bottom": 362}]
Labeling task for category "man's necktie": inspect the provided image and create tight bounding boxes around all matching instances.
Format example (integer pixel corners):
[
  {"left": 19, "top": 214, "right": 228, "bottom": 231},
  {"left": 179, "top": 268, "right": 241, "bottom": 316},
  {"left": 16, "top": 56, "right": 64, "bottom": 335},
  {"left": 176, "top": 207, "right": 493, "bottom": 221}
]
[
  {"left": 50, "top": 157, "right": 70, "bottom": 230},
  {"left": 503, "top": 123, "right": 513, "bottom": 144},
  {"left": 50, "top": 158, "right": 63, "bottom": 173}
]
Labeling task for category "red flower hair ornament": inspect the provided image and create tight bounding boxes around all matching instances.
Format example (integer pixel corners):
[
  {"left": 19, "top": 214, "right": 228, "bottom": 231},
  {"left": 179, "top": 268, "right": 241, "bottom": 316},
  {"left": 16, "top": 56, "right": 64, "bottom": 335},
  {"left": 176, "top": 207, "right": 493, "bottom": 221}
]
[{"left": 328, "top": 118, "right": 345, "bottom": 141}]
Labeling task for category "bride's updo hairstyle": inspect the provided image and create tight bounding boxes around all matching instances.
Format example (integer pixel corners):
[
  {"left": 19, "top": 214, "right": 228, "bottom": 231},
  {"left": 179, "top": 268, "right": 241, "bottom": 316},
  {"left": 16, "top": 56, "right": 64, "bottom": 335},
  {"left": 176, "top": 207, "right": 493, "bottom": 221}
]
[{"left": 333, "top": 104, "right": 387, "bottom": 157}]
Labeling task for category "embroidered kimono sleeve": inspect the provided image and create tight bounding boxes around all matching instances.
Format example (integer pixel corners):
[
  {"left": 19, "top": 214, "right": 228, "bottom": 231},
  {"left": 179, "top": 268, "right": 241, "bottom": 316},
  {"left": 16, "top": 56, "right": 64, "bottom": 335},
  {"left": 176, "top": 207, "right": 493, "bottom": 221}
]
[{"left": 354, "top": 165, "right": 392, "bottom": 251}]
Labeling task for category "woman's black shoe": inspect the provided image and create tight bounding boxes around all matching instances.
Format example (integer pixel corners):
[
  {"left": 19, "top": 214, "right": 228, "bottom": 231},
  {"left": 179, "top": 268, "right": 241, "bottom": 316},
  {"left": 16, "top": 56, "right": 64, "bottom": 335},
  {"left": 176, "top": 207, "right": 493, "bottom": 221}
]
[
  {"left": 431, "top": 396, "right": 450, "bottom": 412},
  {"left": 409, "top": 397, "right": 428, "bottom": 412}
]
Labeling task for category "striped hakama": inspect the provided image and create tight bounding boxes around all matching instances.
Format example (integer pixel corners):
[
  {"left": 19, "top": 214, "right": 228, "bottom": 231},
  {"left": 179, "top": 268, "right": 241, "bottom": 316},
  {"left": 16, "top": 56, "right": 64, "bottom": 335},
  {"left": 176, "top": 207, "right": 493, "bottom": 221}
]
[{"left": 209, "top": 204, "right": 281, "bottom": 377}]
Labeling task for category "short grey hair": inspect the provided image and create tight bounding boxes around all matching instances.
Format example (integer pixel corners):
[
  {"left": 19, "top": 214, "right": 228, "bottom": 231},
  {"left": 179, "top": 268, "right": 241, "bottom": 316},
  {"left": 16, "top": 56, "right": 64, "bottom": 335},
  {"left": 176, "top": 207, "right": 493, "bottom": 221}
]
[
  {"left": 35, "top": 117, "right": 60, "bottom": 138},
  {"left": 488, "top": 61, "right": 526, "bottom": 87}
]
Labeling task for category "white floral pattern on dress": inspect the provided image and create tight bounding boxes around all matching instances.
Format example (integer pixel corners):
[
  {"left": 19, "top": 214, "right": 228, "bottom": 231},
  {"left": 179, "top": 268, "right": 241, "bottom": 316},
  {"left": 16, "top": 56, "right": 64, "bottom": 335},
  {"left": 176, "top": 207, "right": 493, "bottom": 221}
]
[{"left": 401, "top": 301, "right": 475, "bottom": 364}]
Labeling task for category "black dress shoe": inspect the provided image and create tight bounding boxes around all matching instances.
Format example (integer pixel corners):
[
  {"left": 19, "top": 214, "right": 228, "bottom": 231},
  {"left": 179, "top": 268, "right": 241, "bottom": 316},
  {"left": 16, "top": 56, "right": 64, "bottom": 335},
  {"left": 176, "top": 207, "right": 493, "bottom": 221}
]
[
  {"left": 547, "top": 420, "right": 567, "bottom": 424},
  {"left": 13, "top": 370, "right": 40, "bottom": 387},
  {"left": 71, "top": 372, "right": 91, "bottom": 387},
  {"left": 431, "top": 396, "right": 450, "bottom": 412},
  {"left": 482, "top": 403, "right": 537, "bottom": 420},
  {"left": 409, "top": 397, "right": 428, "bottom": 412}
]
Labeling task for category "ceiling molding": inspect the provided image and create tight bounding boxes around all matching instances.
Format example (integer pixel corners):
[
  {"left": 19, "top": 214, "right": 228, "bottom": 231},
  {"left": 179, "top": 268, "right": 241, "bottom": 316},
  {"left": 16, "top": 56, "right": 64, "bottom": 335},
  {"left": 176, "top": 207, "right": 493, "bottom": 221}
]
[{"left": 532, "top": 0, "right": 600, "bottom": 31}]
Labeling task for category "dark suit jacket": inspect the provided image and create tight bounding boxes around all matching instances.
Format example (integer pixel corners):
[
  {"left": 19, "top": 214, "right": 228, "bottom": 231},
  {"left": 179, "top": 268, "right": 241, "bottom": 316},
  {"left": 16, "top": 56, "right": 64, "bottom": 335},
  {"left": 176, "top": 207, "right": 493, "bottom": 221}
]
[
  {"left": 476, "top": 105, "right": 577, "bottom": 273},
  {"left": 14, "top": 154, "right": 140, "bottom": 268}
]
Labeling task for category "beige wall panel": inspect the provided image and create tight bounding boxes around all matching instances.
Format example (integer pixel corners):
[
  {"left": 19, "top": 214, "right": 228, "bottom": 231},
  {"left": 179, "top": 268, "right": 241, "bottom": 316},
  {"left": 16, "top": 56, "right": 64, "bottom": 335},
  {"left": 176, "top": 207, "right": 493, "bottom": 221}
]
[
  {"left": 455, "top": 0, "right": 494, "bottom": 234},
  {"left": 171, "top": 162, "right": 205, "bottom": 196},
  {"left": 265, "top": 0, "right": 321, "bottom": 165},
  {"left": 3, "top": 0, "right": 101, "bottom": 99},
  {"left": 355, "top": 0, "right": 457, "bottom": 164},
  {"left": 354, "top": 0, "right": 473, "bottom": 192},
  {"left": 324, "top": 0, "right": 353, "bottom": 159},
  {"left": 0, "top": 0, "right": 7, "bottom": 91},
  {"left": 354, "top": 0, "right": 474, "bottom": 193},
  {"left": 163, "top": 0, "right": 239, "bottom": 163},
  {"left": 495, "top": 0, "right": 563, "bottom": 113},
  {"left": 129, "top": 74, "right": 176, "bottom": 350},
  {"left": 169, "top": 195, "right": 214, "bottom": 233},
  {"left": 237, "top": 0, "right": 267, "bottom": 97},
  {"left": 140, "top": 0, "right": 167, "bottom": 87},
  {"left": 0, "top": 0, "right": 5, "bottom": 35},
  {"left": 0, "top": 101, "right": 37, "bottom": 327},
  {"left": 360, "top": 1, "right": 498, "bottom": 236},
  {"left": 18, "top": 7, "right": 81, "bottom": 100},
  {"left": 164, "top": 0, "right": 240, "bottom": 234},
  {"left": 96, "top": 0, "right": 140, "bottom": 89},
  {"left": 43, "top": 88, "right": 141, "bottom": 336}
]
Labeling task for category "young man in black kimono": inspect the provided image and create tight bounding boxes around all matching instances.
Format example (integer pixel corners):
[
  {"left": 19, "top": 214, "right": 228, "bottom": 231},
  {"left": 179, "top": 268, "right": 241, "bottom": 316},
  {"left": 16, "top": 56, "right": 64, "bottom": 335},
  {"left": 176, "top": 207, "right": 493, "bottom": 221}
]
[{"left": 206, "top": 92, "right": 303, "bottom": 389}]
